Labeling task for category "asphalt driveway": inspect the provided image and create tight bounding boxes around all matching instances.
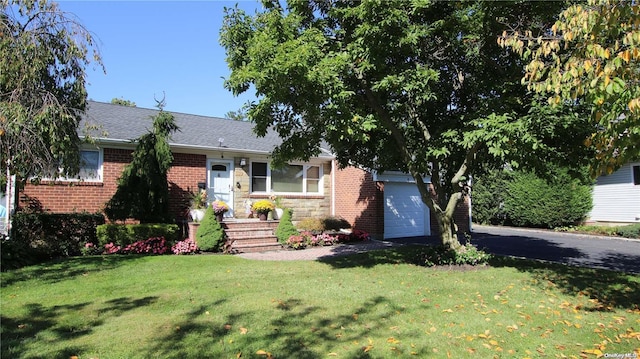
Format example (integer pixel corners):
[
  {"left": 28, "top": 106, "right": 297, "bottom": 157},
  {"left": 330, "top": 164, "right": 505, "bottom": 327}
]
[{"left": 390, "top": 225, "right": 640, "bottom": 274}]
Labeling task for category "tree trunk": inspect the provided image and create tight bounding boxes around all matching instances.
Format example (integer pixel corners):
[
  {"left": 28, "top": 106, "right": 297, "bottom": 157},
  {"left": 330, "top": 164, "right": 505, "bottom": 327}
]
[{"left": 435, "top": 209, "right": 462, "bottom": 251}]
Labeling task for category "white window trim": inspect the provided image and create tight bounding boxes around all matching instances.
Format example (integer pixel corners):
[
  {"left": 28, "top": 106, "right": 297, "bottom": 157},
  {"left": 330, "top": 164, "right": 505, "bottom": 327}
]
[
  {"left": 43, "top": 148, "right": 104, "bottom": 182},
  {"left": 250, "top": 161, "right": 324, "bottom": 195}
]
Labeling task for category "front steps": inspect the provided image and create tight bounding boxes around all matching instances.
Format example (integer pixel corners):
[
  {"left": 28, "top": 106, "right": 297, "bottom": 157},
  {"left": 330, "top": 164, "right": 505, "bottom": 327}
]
[{"left": 223, "top": 219, "right": 282, "bottom": 253}]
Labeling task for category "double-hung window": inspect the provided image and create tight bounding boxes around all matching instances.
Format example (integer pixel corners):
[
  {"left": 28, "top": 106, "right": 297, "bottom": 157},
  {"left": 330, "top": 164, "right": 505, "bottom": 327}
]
[
  {"left": 251, "top": 162, "right": 322, "bottom": 194},
  {"left": 44, "top": 148, "right": 103, "bottom": 182}
]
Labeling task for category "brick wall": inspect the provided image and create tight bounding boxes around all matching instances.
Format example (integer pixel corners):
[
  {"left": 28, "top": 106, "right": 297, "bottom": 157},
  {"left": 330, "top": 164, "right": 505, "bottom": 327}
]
[
  {"left": 334, "top": 166, "right": 383, "bottom": 237},
  {"left": 20, "top": 149, "right": 207, "bottom": 222}
]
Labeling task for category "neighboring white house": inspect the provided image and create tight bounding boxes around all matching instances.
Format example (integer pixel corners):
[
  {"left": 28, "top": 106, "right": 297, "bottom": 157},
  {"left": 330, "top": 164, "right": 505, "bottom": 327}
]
[{"left": 588, "top": 162, "right": 640, "bottom": 224}]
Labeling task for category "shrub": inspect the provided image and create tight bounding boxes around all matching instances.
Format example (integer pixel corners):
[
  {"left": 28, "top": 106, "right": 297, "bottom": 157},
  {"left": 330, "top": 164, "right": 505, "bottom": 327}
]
[
  {"left": 471, "top": 170, "right": 511, "bottom": 225},
  {"left": 322, "top": 216, "right": 351, "bottom": 231},
  {"left": 420, "top": 244, "right": 492, "bottom": 267},
  {"left": 297, "top": 217, "right": 324, "bottom": 232},
  {"left": 96, "top": 223, "right": 180, "bottom": 247},
  {"left": 616, "top": 224, "right": 640, "bottom": 239},
  {"left": 102, "top": 237, "right": 170, "bottom": 255},
  {"left": 275, "top": 208, "right": 298, "bottom": 244},
  {"left": 504, "top": 170, "right": 592, "bottom": 228},
  {"left": 3, "top": 212, "right": 105, "bottom": 269},
  {"left": 172, "top": 238, "right": 199, "bottom": 254},
  {"left": 195, "top": 207, "right": 225, "bottom": 252}
]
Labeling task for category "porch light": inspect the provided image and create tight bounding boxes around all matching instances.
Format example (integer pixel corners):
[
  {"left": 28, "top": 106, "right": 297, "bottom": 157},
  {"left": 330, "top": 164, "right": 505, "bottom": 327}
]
[{"left": 239, "top": 158, "right": 246, "bottom": 167}]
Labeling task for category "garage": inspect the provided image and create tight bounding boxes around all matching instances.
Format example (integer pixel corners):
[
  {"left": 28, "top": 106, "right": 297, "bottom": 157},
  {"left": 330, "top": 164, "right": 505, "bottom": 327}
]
[{"left": 378, "top": 173, "right": 431, "bottom": 239}]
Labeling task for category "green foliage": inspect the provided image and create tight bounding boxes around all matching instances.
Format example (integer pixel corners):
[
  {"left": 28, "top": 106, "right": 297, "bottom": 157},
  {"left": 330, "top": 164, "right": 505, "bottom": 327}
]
[
  {"left": 275, "top": 208, "right": 298, "bottom": 244},
  {"left": 96, "top": 223, "right": 180, "bottom": 247},
  {"left": 322, "top": 216, "right": 352, "bottom": 231},
  {"left": 471, "top": 170, "right": 511, "bottom": 225},
  {"left": 500, "top": 0, "right": 640, "bottom": 175},
  {"left": 1, "top": 0, "right": 104, "bottom": 184},
  {"left": 503, "top": 169, "right": 593, "bottom": 228},
  {"left": 297, "top": 217, "right": 323, "bottom": 233},
  {"left": 419, "top": 244, "right": 492, "bottom": 267},
  {"left": 220, "top": 1, "right": 589, "bottom": 250},
  {"left": 556, "top": 224, "right": 640, "bottom": 239},
  {"left": 1, "top": 212, "right": 105, "bottom": 270},
  {"left": 104, "top": 101, "right": 179, "bottom": 223},
  {"left": 614, "top": 224, "right": 640, "bottom": 239},
  {"left": 111, "top": 97, "right": 136, "bottom": 107},
  {"left": 195, "top": 207, "right": 225, "bottom": 252}
]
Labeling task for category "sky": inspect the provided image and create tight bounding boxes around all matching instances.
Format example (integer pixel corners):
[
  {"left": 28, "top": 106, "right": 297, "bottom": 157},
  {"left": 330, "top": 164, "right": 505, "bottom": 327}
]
[{"left": 56, "top": 1, "right": 262, "bottom": 118}]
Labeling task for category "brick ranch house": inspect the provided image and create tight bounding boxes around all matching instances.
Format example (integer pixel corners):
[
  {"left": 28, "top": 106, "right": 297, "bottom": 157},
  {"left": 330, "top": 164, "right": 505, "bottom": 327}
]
[{"left": 20, "top": 101, "right": 469, "bottom": 240}]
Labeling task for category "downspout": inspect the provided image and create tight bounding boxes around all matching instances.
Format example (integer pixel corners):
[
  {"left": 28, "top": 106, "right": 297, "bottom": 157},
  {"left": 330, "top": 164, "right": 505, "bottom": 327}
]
[{"left": 331, "top": 159, "right": 336, "bottom": 216}]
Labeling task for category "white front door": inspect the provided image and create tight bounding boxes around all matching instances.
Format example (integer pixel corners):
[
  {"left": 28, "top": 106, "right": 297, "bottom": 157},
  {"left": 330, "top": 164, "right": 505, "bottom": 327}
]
[{"left": 207, "top": 159, "right": 234, "bottom": 217}]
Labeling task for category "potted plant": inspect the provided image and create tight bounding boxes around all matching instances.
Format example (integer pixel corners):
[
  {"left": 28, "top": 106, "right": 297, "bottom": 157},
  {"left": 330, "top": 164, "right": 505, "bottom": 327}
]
[
  {"left": 269, "top": 195, "right": 284, "bottom": 219},
  {"left": 189, "top": 189, "right": 207, "bottom": 222},
  {"left": 211, "top": 200, "right": 229, "bottom": 222},
  {"left": 252, "top": 199, "right": 275, "bottom": 221}
]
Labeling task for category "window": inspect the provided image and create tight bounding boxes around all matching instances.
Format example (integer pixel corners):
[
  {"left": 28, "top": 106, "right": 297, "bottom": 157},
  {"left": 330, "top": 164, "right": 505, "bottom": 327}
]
[
  {"left": 633, "top": 165, "right": 640, "bottom": 186},
  {"left": 77, "top": 150, "right": 102, "bottom": 181},
  {"left": 44, "top": 149, "right": 103, "bottom": 182},
  {"left": 250, "top": 162, "right": 322, "bottom": 194},
  {"left": 251, "top": 162, "right": 268, "bottom": 192}
]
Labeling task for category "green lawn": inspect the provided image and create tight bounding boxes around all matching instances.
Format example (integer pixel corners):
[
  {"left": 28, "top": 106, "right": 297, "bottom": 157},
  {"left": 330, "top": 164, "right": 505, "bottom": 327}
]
[{"left": 1, "top": 247, "right": 639, "bottom": 358}]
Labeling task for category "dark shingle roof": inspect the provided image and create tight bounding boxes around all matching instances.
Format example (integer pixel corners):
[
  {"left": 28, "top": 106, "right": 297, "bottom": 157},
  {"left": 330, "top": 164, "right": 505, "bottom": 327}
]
[{"left": 81, "top": 101, "right": 285, "bottom": 154}]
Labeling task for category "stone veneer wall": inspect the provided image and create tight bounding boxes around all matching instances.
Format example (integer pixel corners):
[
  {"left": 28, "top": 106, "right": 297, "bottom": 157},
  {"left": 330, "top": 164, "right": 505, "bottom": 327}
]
[{"left": 232, "top": 160, "right": 332, "bottom": 222}]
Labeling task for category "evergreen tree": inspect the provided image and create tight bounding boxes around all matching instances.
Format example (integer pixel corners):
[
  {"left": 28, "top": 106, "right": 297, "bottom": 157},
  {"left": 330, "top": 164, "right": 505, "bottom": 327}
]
[
  {"left": 195, "top": 206, "right": 225, "bottom": 252},
  {"left": 104, "top": 100, "right": 178, "bottom": 223}
]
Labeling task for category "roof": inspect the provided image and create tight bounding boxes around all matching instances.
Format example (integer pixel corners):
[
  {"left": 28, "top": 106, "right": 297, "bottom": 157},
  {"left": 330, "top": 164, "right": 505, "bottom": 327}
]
[{"left": 81, "top": 101, "right": 333, "bottom": 157}]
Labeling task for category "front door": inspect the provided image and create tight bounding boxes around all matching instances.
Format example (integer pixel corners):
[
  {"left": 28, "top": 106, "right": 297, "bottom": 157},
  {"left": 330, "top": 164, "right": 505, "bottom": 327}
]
[{"left": 207, "top": 159, "right": 234, "bottom": 217}]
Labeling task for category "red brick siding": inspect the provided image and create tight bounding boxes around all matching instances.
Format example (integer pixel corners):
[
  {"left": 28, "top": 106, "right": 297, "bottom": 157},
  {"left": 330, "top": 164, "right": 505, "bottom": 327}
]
[
  {"left": 334, "top": 166, "right": 383, "bottom": 237},
  {"left": 20, "top": 149, "right": 207, "bottom": 222}
]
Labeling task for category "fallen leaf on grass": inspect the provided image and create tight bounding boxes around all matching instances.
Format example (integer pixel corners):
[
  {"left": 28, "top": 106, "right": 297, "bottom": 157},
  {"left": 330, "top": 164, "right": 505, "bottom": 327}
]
[
  {"left": 256, "top": 350, "right": 273, "bottom": 358},
  {"left": 240, "top": 327, "right": 248, "bottom": 335},
  {"left": 581, "top": 348, "right": 603, "bottom": 357},
  {"left": 387, "top": 337, "right": 400, "bottom": 344}
]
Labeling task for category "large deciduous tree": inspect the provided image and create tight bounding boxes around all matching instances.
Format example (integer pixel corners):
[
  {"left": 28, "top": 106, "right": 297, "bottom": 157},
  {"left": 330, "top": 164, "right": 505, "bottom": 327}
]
[
  {"left": 1, "top": 0, "right": 103, "bottom": 184},
  {"left": 221, "top": 0, "right": 590, "bottom": 251},
  {"left": 499, "top": 0, "right": 640, "bottom": 175}
]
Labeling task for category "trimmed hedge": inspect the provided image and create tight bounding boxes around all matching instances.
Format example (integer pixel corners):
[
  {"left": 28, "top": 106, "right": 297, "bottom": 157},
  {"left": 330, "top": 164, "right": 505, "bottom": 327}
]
[
  {"left": 504, "top": 170, "right": 592, "bottom": 228},
  {"left": 473, "top": 168, "right": 593, "bottom": 229},
  {"left": 2, "top": 212, "right": 105, "bottom": 270},
  {"left": 96, "top": 223, "right": 180, "bottom": 247}
]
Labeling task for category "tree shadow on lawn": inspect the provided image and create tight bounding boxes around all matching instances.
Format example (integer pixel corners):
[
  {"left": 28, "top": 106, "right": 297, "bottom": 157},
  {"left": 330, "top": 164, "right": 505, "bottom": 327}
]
[
  {"left": 490, "top": 256, "right": 640, "bottom": 312},
  {"left": 320, "top": 242, "right": 640, "bottom": 312},
  {"left": 144, "top": 296, "right": 430, "bottom": 359},
  {"left": 1, "top": 296, "right": 158, "bottom": 359},
  {"left": 1, "top": 255, "right": 150, "bottom": 288}
]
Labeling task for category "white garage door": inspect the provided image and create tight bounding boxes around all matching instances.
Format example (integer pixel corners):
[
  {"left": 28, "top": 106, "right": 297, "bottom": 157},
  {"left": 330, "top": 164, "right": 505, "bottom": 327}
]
[{"left": 384, "top": 182, "right": 430, "bottom": 239}]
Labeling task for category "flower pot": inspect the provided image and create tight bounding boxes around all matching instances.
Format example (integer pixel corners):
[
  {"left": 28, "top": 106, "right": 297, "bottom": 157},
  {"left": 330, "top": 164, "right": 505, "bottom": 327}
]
[
  {"left": 273, "top": 208, "right": 283, "bottom": 220},
  {"left": 258, "top": 212, "right": 268, "bottom": 221},
  {"left": 215, "top": 213, "right": 224, "bottom": 222},
  {"left": 190, "top": 209, "right": 205, "bottom": 222}
]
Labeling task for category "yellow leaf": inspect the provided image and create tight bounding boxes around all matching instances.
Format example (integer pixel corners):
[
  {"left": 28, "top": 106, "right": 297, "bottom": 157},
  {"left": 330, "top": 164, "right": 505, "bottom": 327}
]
[
  {"left": 582, "top": 349, "right": 603, "bottom": 357},
  {"left": 387, "top": 337, "right": 400, "bottom": 344},
  {"left": 466, "top": 348, "right": 476, "bottom": 354},
  {"left": 363, "top": 345, "right": 373, "bottom": 353},
  {"left": 236, "top": 352, "right": 242, "bottom": 358},
  {"left": 489, "top": 340, "right": 499, "bottom": 346},
  {"left": 443, "top": 309, "right": 453, "bottom": 313}
]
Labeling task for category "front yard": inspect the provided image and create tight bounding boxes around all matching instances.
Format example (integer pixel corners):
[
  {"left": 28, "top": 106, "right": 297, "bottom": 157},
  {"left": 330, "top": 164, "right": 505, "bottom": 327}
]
[{"left": 1, "top": 247, "right": 639, "bottom": 358}]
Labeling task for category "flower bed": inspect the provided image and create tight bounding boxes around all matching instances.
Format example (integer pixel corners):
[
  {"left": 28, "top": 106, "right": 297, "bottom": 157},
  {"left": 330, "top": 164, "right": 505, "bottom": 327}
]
[{"left": 284, "top": 229, "right": 370, "bottom": 250}]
